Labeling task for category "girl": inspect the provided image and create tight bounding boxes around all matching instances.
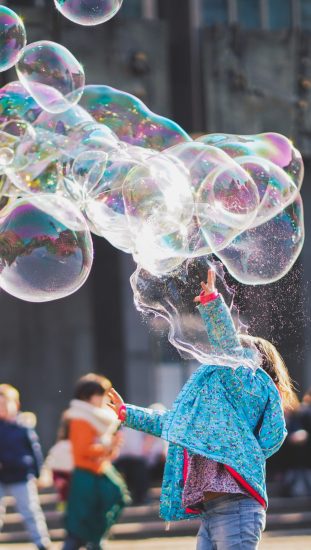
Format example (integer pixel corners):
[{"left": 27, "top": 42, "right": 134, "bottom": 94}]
[
  {"left": 62, "top": 373, "right": 129, "bottom": 550},
  {"left": 108, "top": 269, "right": 296, "bottom": 549}
]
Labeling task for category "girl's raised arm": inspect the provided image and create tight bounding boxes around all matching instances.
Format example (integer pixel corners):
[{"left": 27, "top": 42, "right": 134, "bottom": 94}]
[{"left": 195, "top": 269, "right": 244, "bottom": 357}]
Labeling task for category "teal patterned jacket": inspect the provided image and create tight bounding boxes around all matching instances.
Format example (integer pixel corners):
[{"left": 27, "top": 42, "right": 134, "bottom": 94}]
[{"left": 124, "top": 296, "right": 287, "bottom": 521}]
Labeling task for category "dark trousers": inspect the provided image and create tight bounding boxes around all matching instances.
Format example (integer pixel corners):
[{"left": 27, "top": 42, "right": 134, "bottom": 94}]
[{"left": 62, "top": 534, "right": 102, "bottom": 550}]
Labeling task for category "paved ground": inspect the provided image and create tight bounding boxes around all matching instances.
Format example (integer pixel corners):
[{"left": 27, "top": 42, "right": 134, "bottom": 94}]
[{"left": 5, "top": 531, "right": 311, "bottom": 550}]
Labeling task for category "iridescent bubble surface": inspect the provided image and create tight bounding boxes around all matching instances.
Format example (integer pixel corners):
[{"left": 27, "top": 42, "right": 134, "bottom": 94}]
[
  {"left": 77, "top": 85, "right": 191, "bottom": 150},
  {"left": 16, "top": 41, "right": 85, "bottom": 113},
  {"left": 0, "top": 196, "right": 93, "bottom": 302},
  {"left": 0, "top": 6, "right": 26, "bottom": 72},
  {"left": 198, "top": 132, "right": 304, "bottom": 190},
  {"left": 0, "top": 82, "right": 42, "bottom": 124},
  {"left": 54, "top": 0, "right": 123, "bottom": 26}
]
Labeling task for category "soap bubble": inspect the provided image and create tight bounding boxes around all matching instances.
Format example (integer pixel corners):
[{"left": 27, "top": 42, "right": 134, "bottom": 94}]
[
  {"left": 16, "top": 41, "right": 85, "bottom": 113},
  {"left": 216, "top": 195, "right": 304, "bottom": 285},
  {"left": 70, "top": 150, "right": 108, "bottom": 203},
  {"left": 66, "top": 121, "right": 119, "bottom": 157},
  {"left": 54, "top": 0, "right": 123, "bottom": 26},
  {"left": 4, "top": 126, "right": 65, "bottom": 194},
  {"left": 164, "top": 141, "right": 259, "bottom": 257},
  {"left": 34, "top": 104, "right": 93, "bottom": 135},
  {"left": 0, "top": 195, "right": 93, "bottom": 302},
  {"left": 198, "top": 132, "right": 304, "bottom": 190},
  {"left": 0, "top": 6, "right": 26, "bottom": 72},
  {"left": 0, "top": 147, "right": 14, "bottom": 169},
  {"left": 0, "top": 82, "right": 41, "bottom": 124},
  {"left": 77, "top": 85, "right": 191, "bottom": 150},
  {"left": 196, "top": 163, "right": 259, "bottom": 253},
  {"left": 237, "top": 156, "right": 298, "bottom": 227},
  {"left": 131, "top": 258, "right": 257, "bottom": 368},
  {"left": 122, "top": 153, "right": 194, "bottom": 272},
  {"left": 123, "top": 154, "right": 193, "bottom": 235},
  {"left": 72, "top": 147, "right": 147, "bottom": 252}
]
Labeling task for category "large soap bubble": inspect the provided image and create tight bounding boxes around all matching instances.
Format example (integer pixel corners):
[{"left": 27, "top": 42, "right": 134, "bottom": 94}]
[
  {"left": 131, "top": 258, "right": 257, "bottom": 368},
  {"left": 16, "top": 41, "right": 85, "bottom": 113},
  {"left": 67, "top": 147, "right": 148, "bottom": 252},
  {"left": 198, "top": 132, "right": 304, "bottom": 190},
  {"left": 216, "top": 195, "right": 304, "bottom": 285},
  {"left": 77, "top": 85, "right": 191, "bottom": 150},
  {"left": 0, "top": 6, "right": 26, "bottom": 72},
  {"left": 54, "top": 0, "right": 123, "bottom": 26},
  {"left": 236, "top": 156, "right": 298, "bottom": 227},
  {"left": 0, "top": 196, "right": 93, "bottom": 302},
  {"left": 164, "top": 141, "right": 260, "bottom": 257}
]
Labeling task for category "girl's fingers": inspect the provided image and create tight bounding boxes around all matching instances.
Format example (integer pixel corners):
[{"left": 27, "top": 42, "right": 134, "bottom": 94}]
[
  {"left": 108, "top": 388, "right": 123, "bottom": 404},
  {"left": 207, "top": 269, "right": 215, "bottom": 289}
]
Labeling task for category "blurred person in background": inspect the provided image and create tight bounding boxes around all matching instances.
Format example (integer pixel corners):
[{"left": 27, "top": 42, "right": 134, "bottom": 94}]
[
  {"left": 62, "top": 373, "right": 129, "bottom": 550},
  {"left": 0, "top": 384, "right": 51, "bottom": 550},
  {"left": 281, "top": 388, "right": 311, "bottom": 497}
]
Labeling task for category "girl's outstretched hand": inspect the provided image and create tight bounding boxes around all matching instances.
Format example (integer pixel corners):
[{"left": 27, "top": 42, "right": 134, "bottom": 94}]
[
  {"left": 194, "top": 268, "right": 217, "bottom": 302},
  {"left": 107, "top": 388, "right": 124, "bottom": 416}
]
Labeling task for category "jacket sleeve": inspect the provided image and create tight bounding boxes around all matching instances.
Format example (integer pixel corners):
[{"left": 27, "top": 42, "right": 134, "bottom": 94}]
[
  {"left": 124, "top": 405, "right": 168, "bottom": 438},
  {"left": 256, "top": 388, "right": 287, "bottom": 458},
  {"left": 197, "top": 295, "right": 244, "bottom": 357}
]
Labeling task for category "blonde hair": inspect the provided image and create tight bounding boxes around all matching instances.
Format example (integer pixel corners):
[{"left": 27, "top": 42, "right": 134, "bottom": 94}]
[
  {"left": 0, "top": 384, "right": 20, "bottom": 406},
  {"left": 240, "top": 335, "right": 299, "bottom": 411}
]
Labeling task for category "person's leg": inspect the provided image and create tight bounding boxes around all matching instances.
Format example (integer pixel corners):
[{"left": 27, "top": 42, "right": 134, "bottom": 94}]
[
  {"left": 196, "top": 516, "right": 214, "bottom": 550},
  {"left": 85, "top": 543, "right": 102, "bottom": 550},
  {"left": 9, "top": 479, "right": 51, "bottom": 549},
  {"left": 208, "top": 495, "right": 266, "bottom": 549},
  {"left": 62, "top": 533, "right": 85, "bottom": 550},
  {"left": 0, "top": 483, "right": 6, "bottom": 531},
  {"left": 238, "top": 497, "right": 266, "bottom": 549}
]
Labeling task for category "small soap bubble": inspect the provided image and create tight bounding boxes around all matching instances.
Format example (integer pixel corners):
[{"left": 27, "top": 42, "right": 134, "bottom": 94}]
[
  {"left": 54, "top": 0, "right": 123, "bottom": 26},
  {"left": 0, "top": 6, "right": 26, "bottom": 72},
  {"left": 0, "top": 147, "right": 14, "bottom": 168},
  {"left": 16, "top": 41, "right": 85, "bottom": 114}
]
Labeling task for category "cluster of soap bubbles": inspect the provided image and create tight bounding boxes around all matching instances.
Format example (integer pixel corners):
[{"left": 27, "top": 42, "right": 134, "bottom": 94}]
[
  {"left": 0, "top": 3, "right": 304, "bottom": 315},
  {"left": 0, "top": 7, "right": 85, "bottom": 113},
  {"left": 0, "top": 79, "right": 304, "bottom": 305}
]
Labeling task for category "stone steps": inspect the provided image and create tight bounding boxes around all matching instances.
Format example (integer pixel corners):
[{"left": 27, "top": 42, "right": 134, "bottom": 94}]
[{"left": 0, "top": 487, "right": 310, "bottom": 543}]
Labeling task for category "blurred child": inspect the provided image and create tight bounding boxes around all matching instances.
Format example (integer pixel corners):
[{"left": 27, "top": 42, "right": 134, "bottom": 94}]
[
  {"left": 0, "top": 384, "right": 51, "bottom": 550},
  {"left": 62, "top": 373, "right": 129, "bottom": 550}
]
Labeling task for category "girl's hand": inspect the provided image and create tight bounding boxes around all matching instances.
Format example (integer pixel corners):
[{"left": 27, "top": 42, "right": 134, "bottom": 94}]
[
  {"left": 194, "top": 268, "right": 217, "bottom": 302},
  {"left": 107, "top": 388, "right": 124, "bottom": 416}
]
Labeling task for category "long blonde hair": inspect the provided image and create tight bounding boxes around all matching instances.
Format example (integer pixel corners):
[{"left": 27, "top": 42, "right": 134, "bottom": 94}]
[{"left": 241, "top": 335, "right": 299, "bottom": 411}]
